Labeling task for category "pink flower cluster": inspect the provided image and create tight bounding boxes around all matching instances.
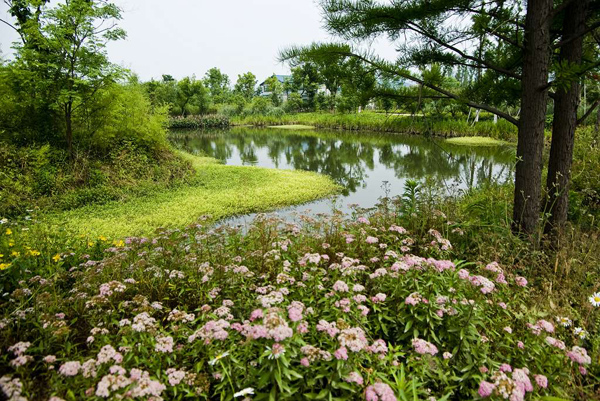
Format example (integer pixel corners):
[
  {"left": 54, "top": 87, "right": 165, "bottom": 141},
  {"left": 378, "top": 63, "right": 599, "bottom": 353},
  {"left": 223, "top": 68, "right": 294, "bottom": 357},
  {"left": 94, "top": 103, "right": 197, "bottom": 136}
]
[
  {"left": 95, "top": 366, "right": 165, "bottom": 398},
  {"left": 188, "top": 319, "right": 230, "bottom": 343},
  {"left": 411, "top": 338, "right": 438, "bottom": 356},
  {"left": 365, "top": 382, "right": 397, "bottom": 401},
  {"left": 478, "top": 367, "right": 540, "bottom": 401}
]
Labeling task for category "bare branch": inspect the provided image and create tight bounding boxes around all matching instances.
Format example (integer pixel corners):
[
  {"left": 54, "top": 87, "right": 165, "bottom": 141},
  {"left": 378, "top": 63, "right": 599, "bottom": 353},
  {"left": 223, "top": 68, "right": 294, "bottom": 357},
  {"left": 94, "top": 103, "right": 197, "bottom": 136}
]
[{"left": 577, "top": 99, "right": 600, "bottom": 125}]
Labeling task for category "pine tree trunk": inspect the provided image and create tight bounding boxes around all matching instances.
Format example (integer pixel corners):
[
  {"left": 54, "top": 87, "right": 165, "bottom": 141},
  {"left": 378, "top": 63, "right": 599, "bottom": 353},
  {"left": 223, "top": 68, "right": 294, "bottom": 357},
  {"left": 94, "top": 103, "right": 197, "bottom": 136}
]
[
  {"left": 545, "top": 0, "right": 588, "bottom": 236},
  {"left": 512, "top": 0, "right": 553, "bottom": 235}
]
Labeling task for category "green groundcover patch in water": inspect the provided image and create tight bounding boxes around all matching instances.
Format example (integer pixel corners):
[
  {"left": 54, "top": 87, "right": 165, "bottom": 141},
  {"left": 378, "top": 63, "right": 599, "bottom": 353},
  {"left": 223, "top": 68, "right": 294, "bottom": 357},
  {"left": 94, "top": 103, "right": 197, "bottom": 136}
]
[
  {"left": 41, "top": 152, "right": 340, "bottom": 238},
  {"left": 445, "top": 136, "right": 514, "bottom": 146},
  {"left": 268, "top": 124, "right": 316, "bottom": 130}
]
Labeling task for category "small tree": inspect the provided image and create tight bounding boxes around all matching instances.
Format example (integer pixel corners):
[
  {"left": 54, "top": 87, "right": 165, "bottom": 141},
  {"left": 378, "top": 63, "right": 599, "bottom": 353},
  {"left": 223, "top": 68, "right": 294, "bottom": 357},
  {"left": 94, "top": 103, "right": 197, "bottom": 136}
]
[
  {"left": 234, "top": 71, "right": 257, "bottom": 101},
  {"left": 204, "top": 67, "right": 230, "bottom": 104},
  {"left": 175, "top": 76, "right": 209, "bottom": 116},
  {"left": 5, "top": 0, "right": 126, "bottom": 158}
]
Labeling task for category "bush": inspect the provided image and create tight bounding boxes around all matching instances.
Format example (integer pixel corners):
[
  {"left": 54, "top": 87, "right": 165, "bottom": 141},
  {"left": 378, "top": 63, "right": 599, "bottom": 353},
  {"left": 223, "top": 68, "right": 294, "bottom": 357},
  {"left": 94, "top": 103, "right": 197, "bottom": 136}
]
[
  {"left": 167, "top": 115, "right": 230, "bottom": 129},
  {"left": 0, "top": 141, "right": 194, "bottom": 218}
]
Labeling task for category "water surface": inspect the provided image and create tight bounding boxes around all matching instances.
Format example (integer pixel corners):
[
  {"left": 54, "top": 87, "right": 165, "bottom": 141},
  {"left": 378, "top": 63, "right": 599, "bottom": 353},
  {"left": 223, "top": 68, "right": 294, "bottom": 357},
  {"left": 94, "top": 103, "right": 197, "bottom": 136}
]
[{"left": 170, "top": 127, "right": 515, "bottom": 224}]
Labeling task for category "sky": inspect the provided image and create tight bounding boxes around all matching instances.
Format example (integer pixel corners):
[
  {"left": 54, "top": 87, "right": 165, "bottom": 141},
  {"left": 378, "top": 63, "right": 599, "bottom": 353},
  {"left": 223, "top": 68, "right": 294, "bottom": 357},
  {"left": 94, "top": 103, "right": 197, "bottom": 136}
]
[{"left": 0, "top": 0, "right": 399, "bottom": 83}]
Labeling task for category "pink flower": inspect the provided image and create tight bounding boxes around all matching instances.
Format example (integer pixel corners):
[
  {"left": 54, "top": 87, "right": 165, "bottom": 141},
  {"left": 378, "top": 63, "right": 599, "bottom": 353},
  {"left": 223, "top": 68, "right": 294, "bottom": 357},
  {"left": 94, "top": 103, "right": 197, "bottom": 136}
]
[
  {"left": 512, "top": 368, "right": 533, "bottom": 392},
  {"left": 515, "top": 276, "right": 528, "bottom": 287},
  {"left": 334, "top": 346, "right": 348, "bottom": 360},
  {"left": 371, "top": 293, "right": 386, "bottom": 303},
  {"left": 534, "top": 374, "right": 548, "bottom": 388},
  {"left": 545, "top": 336, "right": 565, "bottom": 350},
  {"left": 478, "top": 381, "right": 495, "bottom": 397},
  {"left": 411, "top": 338, "right": 438, "bottom": 356},
  {"left": 333, "top": 280, "right": 349, "bottom": 292},
  {"left": 59, "top": 361, "right": 81, "bottom": 376},
  {"left": 345, "top": 372, "right": 364, "bottom": 385},
  {"left": 155, "top": 336, "right": 174, "bottom": 353},
  {"left": 338, "top": 327, "right": 368, "bottom": 352},
  {"left": 517, "top": 341, "right": 524, "bottom": 349},
  {"left": 300, "top": 357, "right": 310, "bottom": 367},
  {"left": 288, "top": 307, "right": 303, "bottom": 322},
  {"left": 369, "top": 340, "right": 388, "bottom": 355},
  {"left": 250, "top": 309, "right": 264, "bottom": 321},
  {"left": 499, "top": 363, "right": 512, "bottom": 372},
  {"left": 567, "top": 346, "right": 591, "bottom": 365},
  {"left": 365, "top": 382, "right": 396, "bottom": 401},
  {"left": 365, "top": 236, "right": 379, "bottom": 244},
  {"left": 405, "top": 292, "right": 422, "bottom": 306}
]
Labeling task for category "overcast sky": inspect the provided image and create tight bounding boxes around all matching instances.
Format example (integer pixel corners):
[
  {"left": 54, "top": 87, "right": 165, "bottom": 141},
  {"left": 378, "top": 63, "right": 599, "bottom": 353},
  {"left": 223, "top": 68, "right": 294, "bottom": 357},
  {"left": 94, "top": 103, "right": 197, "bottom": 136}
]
[{"left": 0, "top": 0, "right": 399, "bottom": 83}]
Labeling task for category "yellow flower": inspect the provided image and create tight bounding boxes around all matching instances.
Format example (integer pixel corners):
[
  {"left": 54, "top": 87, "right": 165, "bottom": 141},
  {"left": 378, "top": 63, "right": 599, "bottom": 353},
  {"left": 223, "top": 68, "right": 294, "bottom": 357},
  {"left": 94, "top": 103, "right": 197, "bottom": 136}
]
[
  {"left": 0, "top": 254, "right": 3, "bottom": 258},
  {"left": 98, "top": 235, "right": 107, "bottom": 241},
  {"left": 28, "top": 250, "right": 41, "bottom": 257},
  {"left": 88, "top": 241, "right": 94, "bottom": 247},
  {"left": 113, "top": 240, "right": 124, "bottom": 247},
  {"left": 11, "top": 251, "right": 20, "bottom": 257},
  {"left": 52, "top": 254, "right": 61, "bottom": 262},
  {"left": 5, "top": 229, "right": 12, "bottom": 235},
  {"left": 0, "top": 263, "right": 10, "bottom": 270},
  {"left": 8, "top": 241, "right": 14, "bottom": 247}
]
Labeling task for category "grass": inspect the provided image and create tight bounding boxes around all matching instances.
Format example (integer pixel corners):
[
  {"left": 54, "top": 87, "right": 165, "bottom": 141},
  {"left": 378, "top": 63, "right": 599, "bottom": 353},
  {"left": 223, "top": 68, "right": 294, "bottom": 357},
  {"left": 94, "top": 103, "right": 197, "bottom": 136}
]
[
  {"left": 40, "top": 151, "right": 340, "bottom": 238},
  {"left": 445, "top": 136, "right": 514, "bottom": 146},
  {"left": 232, "top": 111, "right": 518, "bottom": 141}
]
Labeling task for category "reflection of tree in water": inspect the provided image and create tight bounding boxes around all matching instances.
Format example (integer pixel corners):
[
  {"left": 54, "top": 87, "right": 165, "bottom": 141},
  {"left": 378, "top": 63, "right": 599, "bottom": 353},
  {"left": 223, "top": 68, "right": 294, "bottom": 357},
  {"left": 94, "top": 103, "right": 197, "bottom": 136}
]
[{"left": 172, "top": 128, "right": 514, "bottom": 195}]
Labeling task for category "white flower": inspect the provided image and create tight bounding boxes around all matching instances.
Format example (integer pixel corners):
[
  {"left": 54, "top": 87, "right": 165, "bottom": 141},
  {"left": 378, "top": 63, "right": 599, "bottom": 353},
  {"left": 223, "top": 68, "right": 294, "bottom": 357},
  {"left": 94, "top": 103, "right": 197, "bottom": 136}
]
[
  {"left": 234, "top": 388, "right": 255, "bottom": 397},
  {"left": 574, "top": 327, "right": 588, "bottom": 339},
  {"left": 589, "top": 292, "right": 600, "bottom": 307},
  {"left": 209, "top": 351, "right": 230, "bottom": 366},
  {"left": 556, "top": 316, "right": 572, "bottom": 327}
]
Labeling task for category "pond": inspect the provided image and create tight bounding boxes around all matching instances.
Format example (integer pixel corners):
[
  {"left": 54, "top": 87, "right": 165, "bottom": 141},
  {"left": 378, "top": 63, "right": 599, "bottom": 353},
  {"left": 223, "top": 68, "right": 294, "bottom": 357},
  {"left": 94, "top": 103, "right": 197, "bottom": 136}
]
[{"left": 170, "top": 127, "right": 515, "bottom": 224}]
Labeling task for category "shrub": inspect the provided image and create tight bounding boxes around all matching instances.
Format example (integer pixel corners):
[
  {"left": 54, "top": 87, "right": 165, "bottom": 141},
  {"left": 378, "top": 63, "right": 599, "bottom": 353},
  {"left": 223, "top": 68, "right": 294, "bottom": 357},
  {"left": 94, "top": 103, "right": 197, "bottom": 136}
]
[
  {"left": 168, "top": 115, "right": 230, "bottom": 129},
  {"left": 0, "top": 205, "right": 597, "bottom": 400}
]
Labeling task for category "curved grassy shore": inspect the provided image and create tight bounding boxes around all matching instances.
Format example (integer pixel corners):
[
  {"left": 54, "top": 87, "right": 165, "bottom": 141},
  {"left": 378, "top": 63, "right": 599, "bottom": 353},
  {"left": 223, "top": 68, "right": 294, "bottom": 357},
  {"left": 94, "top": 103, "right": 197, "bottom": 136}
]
[{"left": 41, "top": 152, "right": 340, "bottom": 238}]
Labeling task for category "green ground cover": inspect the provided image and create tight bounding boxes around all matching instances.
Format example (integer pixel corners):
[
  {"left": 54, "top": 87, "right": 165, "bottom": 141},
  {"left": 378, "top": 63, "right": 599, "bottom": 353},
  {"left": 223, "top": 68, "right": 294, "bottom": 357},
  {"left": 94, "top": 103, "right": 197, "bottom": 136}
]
[
  {"left": 40, "top": 152, "right": 340, "bottom": 238},
  {"left": 445, "top": 136, "right": 514, "bottom": 146}
]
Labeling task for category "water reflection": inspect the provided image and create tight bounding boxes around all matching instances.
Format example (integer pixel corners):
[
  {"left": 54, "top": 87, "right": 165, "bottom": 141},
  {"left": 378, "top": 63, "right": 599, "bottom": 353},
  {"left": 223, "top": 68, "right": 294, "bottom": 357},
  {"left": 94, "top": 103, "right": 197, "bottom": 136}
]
[{"left": 170, "top": 127, "right": 515, "bottom": 219}]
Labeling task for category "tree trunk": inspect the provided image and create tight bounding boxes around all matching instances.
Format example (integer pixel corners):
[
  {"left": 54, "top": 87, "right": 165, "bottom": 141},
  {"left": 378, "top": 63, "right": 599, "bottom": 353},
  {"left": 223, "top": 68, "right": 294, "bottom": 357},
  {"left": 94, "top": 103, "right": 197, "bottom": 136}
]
[
  {"left": 544, "top": 0, "right": 588, "bottom": 235},
  {"left": 512, "top": 0, "right": 553, "bottom": 235},
  {"left": 596, "top": 102, "right": 600, "bottom": 134},
  {"left": 65, "top": 102, "right": 74, "bottom": 160}
]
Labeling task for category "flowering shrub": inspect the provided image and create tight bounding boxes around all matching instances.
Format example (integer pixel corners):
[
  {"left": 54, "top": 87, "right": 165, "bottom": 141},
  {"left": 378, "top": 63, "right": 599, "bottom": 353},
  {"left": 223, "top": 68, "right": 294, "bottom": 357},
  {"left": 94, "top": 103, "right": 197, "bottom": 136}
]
[{"left": 0, "top": 210, "right": 598, "bottom": 400}]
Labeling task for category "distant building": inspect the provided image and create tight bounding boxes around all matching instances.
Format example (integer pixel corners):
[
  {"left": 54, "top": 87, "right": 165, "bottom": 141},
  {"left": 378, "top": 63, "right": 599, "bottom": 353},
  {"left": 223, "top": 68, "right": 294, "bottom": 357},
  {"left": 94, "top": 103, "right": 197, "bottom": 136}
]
[{"left": 258, "top": 75, "right": 292, "bottom": 101}]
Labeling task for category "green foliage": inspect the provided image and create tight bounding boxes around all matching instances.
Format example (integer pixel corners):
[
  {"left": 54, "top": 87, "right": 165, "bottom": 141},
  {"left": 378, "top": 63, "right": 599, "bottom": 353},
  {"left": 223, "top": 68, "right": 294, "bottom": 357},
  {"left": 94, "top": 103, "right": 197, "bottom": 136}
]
[
  {"left": 263, "top": 75, "right": 285, "bottom": 106},
  {"left": 81, "top": 82, "right": 170, "bottom": 152},
  {"left": 175, "top": 76, "right": 210, "bottom": 116},
  {"left": 203, "top": 67, "right": 231, "bottom": 104},
  {"left": 4, "top": 0, "right": 126, "bottom": 155},
  {"left": 284, "top": 93, "right": 304, "bottom": 113},
  {"left": 0, "top": 141, "right": 193, "bottom": 218},
  {"left": 234, "top": 71, "right": 258, "bottom": 101}
]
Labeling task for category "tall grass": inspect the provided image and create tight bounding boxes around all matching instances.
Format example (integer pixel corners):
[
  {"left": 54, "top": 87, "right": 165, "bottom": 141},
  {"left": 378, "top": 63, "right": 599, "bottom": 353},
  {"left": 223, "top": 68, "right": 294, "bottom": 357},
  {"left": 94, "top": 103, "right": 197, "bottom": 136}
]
[{"left": 232, "top": 112, "right": 518, "bottom": 141}]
